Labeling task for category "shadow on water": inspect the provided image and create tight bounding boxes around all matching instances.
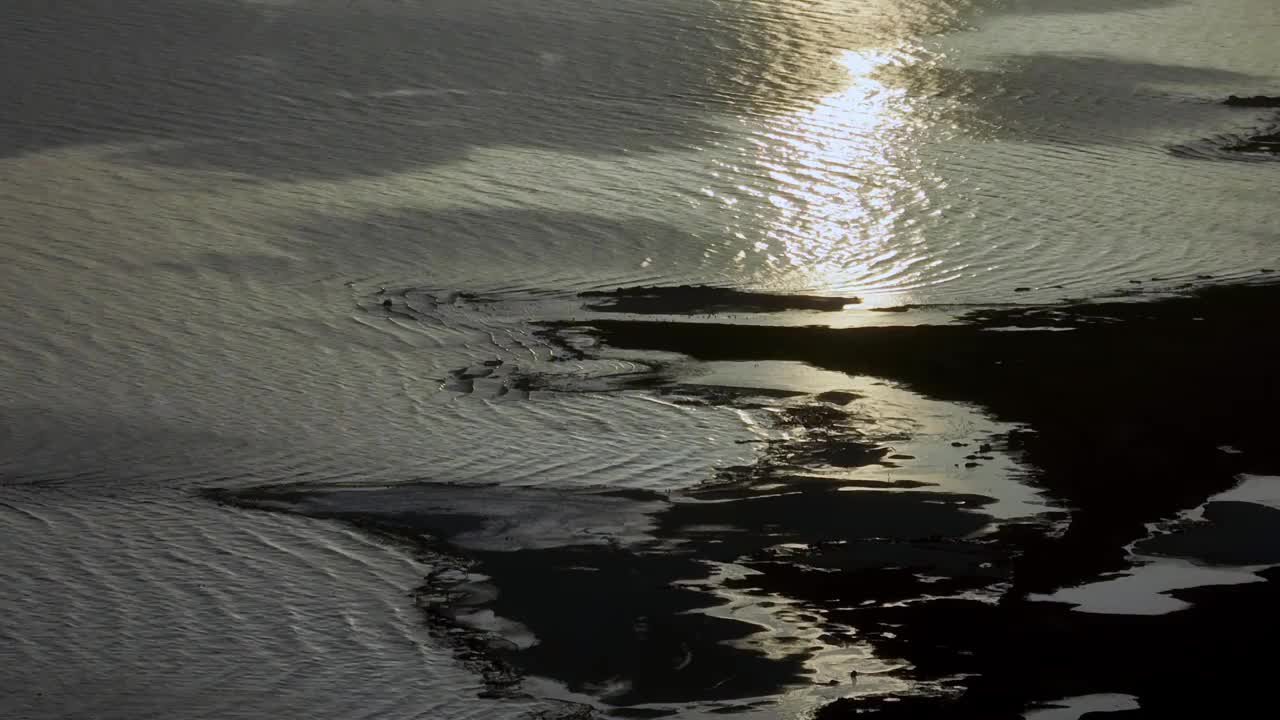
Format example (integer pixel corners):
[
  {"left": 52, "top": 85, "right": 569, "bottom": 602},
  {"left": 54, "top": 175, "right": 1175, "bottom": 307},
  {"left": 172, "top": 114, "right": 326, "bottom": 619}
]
[
  {"left": 285, "top": 207, "right": 710, "bottom": 286},
  {"left": 883, "top": 54, "right": 1269, "bottom": 143},
  {"left": 4, "top": 0, "right": 1221, "bottom": 179},
  {"left": 2, "top": 0, "right": 894, "bottom": 176},
  {"left": 0, "top": 406, "right": 256, "bottom": 488}
]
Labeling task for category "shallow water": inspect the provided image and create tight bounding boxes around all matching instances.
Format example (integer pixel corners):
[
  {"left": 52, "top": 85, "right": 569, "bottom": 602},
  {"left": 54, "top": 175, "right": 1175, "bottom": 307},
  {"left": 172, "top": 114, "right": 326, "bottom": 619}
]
[{"left": 2, "top": 0, "right": 1279, "bottom": 718}]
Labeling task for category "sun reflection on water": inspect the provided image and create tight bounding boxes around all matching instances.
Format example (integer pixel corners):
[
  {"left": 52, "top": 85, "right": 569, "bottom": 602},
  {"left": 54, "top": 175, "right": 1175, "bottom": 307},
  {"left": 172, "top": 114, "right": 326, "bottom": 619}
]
[{"left": 722, "top": 44, "right": 942, "bottom": 307}]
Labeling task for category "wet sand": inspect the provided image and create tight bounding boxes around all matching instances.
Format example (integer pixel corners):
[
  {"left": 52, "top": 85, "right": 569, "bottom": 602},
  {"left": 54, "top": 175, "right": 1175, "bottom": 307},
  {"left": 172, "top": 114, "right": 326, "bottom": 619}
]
[{"left": 216, "top": 279, "right": 1280, "bottom": 718}]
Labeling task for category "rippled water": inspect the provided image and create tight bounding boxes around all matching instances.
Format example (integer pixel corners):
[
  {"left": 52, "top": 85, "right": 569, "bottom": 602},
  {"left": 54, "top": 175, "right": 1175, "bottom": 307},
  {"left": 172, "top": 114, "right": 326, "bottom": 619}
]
[{"left": 2, "top": 0, "right": 1279, "bottom": 717}]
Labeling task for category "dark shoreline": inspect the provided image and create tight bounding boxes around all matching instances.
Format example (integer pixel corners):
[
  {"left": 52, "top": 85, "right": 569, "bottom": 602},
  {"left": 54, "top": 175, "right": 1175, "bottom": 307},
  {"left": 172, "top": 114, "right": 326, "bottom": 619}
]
[
  {"left": 559, "top": 282, "right": 1280, "bottom": 587},
  {"left": 579, "top": 285, "right": 861, "bottom": 315},
  {"left": 215, "top": 280, "right": 1280, "bottom": 718}
]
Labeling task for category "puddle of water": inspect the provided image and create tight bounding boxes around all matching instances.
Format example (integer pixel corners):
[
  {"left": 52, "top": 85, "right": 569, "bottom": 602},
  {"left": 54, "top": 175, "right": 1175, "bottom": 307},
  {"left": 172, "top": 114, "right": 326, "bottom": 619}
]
[
  {"left": 1031, "top": 475, "right": 1280, "bottom": 615},
  {"left": 1024, "top": 693, "right": 1140, "bottom": 720}
]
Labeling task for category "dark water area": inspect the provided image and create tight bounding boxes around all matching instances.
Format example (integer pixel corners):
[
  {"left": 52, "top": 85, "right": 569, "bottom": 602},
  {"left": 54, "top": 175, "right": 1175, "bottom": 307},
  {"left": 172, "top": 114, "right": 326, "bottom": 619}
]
[
  {"left": 218, "top": 280, "right": 1280, "bottom": 718},
  {"left": 3, "top": 1, "right": 1280, "bottom": 719}
]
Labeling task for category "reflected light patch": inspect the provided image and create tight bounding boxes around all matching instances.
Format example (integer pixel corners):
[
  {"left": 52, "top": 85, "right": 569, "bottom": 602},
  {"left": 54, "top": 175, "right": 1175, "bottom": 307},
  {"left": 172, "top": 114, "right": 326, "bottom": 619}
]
[{"left": 741, "top": 45, "right": 935, "bottom": 304}]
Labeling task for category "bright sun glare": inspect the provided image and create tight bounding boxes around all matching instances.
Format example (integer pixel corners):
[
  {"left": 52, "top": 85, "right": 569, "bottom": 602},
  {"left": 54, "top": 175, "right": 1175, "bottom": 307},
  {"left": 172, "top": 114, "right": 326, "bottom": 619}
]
[{"left": 746, "top": 46, "right": 935, "bottom": 306}]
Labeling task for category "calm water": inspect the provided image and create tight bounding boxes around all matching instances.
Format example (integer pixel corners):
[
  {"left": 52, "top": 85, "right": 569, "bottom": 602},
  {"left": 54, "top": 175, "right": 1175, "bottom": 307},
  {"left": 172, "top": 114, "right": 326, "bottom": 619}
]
[{"left": 2, "top": 0, "right": 1278, "bottom": 718}]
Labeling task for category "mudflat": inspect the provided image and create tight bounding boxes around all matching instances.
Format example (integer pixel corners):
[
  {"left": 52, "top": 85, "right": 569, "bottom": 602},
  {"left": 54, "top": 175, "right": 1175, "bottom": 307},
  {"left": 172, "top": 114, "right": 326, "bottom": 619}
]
[{"left": 221, "top": 280, "right": 1280, "bottom": 718}]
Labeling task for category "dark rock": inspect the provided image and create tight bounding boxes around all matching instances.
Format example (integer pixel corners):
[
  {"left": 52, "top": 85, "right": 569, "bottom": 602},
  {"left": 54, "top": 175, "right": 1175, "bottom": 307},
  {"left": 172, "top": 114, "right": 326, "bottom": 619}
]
[
  {"left": 580, "top": 285, "right": 860, "bottom": 315},
  {"left": 815, "top": 390, "right": 862, "bottom": 405},
  {"left": 1224, "top": 95, "right": 1280, "bottom": 108}
]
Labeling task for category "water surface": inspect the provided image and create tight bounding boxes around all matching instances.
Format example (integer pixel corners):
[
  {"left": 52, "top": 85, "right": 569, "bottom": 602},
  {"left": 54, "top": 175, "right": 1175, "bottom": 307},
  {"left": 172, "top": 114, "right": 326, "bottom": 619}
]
[{"left": 2, "top": 0, "right": 1279, "bottom": 717}]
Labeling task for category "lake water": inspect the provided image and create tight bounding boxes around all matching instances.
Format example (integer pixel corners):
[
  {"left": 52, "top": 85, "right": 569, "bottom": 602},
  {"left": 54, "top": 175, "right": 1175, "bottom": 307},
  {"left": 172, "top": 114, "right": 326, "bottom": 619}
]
[{"left": 2, "top": 1, "right": 1278, "bottom": 718}]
